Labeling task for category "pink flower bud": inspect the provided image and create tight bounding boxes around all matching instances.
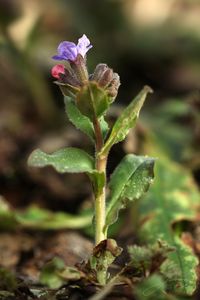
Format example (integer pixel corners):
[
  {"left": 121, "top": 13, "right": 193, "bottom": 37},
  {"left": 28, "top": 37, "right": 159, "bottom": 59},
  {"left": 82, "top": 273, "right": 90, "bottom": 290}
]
[{"left": 51, "top": 64, "right": 65, "bottom": 79}]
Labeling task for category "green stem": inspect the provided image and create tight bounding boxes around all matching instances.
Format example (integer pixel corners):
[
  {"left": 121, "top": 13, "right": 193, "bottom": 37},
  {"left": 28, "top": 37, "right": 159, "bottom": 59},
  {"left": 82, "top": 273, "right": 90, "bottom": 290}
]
[{"left": 93, "top": 117, "right": 107, "bottom": 245}]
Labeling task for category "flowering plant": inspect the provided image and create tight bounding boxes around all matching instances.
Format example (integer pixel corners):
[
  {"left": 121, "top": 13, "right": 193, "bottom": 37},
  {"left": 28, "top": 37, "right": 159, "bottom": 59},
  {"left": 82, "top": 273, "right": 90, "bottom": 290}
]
[{"left": 28, "top": 34, "right": 154, "bottom": 285}]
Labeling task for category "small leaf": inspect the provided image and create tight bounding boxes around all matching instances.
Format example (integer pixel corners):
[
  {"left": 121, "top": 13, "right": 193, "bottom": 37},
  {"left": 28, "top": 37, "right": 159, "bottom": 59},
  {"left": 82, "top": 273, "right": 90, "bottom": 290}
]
[
  {"left": 105, "top": 154, "right": 155, "bottom": 232},
  {"left": 59, "top": 266, "right": 83, "bottom": 281},
  {"left": 76, "top": 81, "right": 110, "bottom": 120},
  {"left": 39, "top": 257, "right": 65, "bottom": 288},
  {"left": 100, "top": 86, "right": 153, "bottom": 156},
  {"left": 99, "top": 116, "right": 110, "bottom": 140},
  {"left": 28, "top": 147, "right": 94, "bottom": 174},
  {"left": 89, "top": 171, "right": 106, "bottom": 199},
  {"left": 64, "top": 96, "right": 95, "bottom": 142}
]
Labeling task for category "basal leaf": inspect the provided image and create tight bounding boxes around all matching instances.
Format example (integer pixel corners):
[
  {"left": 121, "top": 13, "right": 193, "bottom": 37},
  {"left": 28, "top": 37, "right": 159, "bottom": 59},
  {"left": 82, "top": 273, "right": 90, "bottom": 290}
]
[
  {"left": 76, "top": 81, "right": 110, "bottom": 120},
  {"left": 138, "top": 160, "right": 199, "bottom": 295},
  {"left": 64, "top": 96, "right": 95, "bottom": 142},
  {"left": 100, "top": 86, "right": 153, "bottom": 156},
  {"left": 0, "top": 197, "right": 92, "bottom": 230},
  {"left": 105, "top": 154, "right": 155, "bottom": 233},
  {"left": 135, "top": 274, "right": 167, "bottom": 300},
  {"left": 28, "top": 147, "right": 94, "bottom": 174},
  {"left": 16, "top": 206, "right": 92, "bottom": 230}
]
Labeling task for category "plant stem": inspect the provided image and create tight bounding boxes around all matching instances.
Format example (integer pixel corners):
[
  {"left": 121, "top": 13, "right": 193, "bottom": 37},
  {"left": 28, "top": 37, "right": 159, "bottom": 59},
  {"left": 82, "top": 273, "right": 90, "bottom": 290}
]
[{"left": 93, "top": 117, "right": 107, "bottom": 245}]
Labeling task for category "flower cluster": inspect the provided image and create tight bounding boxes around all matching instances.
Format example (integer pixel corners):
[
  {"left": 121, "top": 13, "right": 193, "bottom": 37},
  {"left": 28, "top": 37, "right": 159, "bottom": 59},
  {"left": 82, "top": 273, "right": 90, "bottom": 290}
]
[{"left": 51, "top": 34, "right": 120, "bottom": 99}]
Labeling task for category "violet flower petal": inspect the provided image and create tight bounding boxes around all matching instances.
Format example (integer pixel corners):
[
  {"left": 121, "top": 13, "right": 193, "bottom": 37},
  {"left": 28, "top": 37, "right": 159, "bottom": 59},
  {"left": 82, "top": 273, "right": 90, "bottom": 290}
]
[
  {"left": 53, "top": 41, "right": 78, "bottom": 61},
  {"left": 52, "top": 55, "right": 66, "bottom": 61}
]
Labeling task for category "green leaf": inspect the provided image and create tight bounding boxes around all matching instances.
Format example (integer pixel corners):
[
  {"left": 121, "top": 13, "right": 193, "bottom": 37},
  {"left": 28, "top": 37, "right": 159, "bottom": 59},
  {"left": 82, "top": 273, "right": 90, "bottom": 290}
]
[
  {"left": 16, "top": 206, "right": 92, "bottom": 230},
  {"left": 76, "top": 81, "right": 110, "bottom": 120},
  {"left": 64, "top": 96, "right": 95, "bottom": 142},
  {"left": 39, "top": 257, "right": 65, "bottom": 288},
  {"left": 138, "top": 160, "right": 199, "bottom": 295},
  {"left": 135, "top": 274, "right": 167, "bottom": 300},
  {"left": 105, "top": 154, "right": 155, "bottom": 232},
  {"left": 88, "top": 171, "right": 106, "bottom": 198},
  {"left": 28, "top": 147, "right": 94, "bottom": 174},
  {"left": 40, "top": 258, "right": 83, "bottom": 289},
  {"left": 100, "top": 86, "right": 153, "bottom": 156},
  {"left": 1, "top": 197, "right": 92, "bottom": 230},
  {"left": 59, "top": 266, "right": 82, "bottom": 281},
  {"left": 99, "top": 116, "right": 109, "bottom": 140},
  {"left": 128, "top": 241, "right": 174, "bottom": 271}
]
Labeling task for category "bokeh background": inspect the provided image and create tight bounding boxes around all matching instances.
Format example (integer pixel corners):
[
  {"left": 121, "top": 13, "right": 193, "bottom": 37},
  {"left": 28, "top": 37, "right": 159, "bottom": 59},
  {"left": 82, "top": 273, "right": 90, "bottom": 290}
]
[{"left": 0, "top": 0, "right": 200, "bottom": 217}]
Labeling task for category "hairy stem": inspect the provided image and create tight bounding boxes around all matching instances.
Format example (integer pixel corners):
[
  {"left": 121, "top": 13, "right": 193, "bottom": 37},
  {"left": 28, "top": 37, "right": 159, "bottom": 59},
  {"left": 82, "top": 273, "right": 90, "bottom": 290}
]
[{"left": 93, "top": 118, "right": 107, "bottom": 245}]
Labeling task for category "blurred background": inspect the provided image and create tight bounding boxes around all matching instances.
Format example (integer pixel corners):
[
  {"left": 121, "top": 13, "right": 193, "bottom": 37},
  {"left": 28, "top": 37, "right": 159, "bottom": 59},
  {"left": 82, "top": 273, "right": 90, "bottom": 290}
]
[{"left": 0, "top": 0, "right": 200, "bottom": 217}]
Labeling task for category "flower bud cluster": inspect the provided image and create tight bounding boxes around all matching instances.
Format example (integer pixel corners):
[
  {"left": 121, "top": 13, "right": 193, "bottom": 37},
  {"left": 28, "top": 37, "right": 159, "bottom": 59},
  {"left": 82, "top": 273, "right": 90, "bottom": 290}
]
[
  {"left": 91, "top": 64, "right": 120, "bottom": 99},
  {"left": 51, "top": 35, "right": 120, "bottom": 100}
]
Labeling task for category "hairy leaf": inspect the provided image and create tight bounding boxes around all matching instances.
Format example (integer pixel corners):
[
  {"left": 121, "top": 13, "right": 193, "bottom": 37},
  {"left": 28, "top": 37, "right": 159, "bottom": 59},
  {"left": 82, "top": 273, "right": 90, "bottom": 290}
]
[
  {"left": 100, "top": 86, "right": 153, "bottom": 156},
  {"left": 105, "top": 154, "right": 155, "bottom": 233},
  {"left": 64, "top": 96, "right": 95, "bottom": 142},
  {"left": 28, "top": 147, "right": 94, "bottom": 174},
  {"left": 138, "top": 160, "right": 199, "bottom": 295},
  {"left": 135, "top": 274, "right": 167, "bottom": 300}
]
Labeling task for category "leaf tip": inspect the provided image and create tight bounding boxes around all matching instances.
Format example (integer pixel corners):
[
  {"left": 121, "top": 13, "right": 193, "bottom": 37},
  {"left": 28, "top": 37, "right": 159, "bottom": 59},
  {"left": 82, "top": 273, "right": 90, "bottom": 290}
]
[{"left": 27, "top": 149, "right": 43, "bottom": 167}]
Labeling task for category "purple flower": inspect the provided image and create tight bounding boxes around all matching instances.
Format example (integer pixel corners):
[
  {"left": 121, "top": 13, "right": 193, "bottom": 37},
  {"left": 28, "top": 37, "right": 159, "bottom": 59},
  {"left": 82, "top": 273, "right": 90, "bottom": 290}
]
[{"left": 52, "top": 34, "right": 92, "bottom": 62}]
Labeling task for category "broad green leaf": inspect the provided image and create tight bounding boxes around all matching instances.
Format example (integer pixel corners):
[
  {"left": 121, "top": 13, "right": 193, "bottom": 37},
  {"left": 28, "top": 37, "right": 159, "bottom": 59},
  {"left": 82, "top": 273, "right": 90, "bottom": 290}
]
[
  {"left": 28, "top": 147, "right": 94, "bottom": 174},
  {"left": 138, "top": 160, "right": 199, "bottom": 295},
  {"left": 64, "top": 96, "right": 95, "bottom": 142},
  {"left": 105, "top": 154, "right": 155, "bottom": 233},
  {"left": 76, "top": 81, "right": 110, "bottom": 120},
  {"left": 100, "top": 86, "right": 153, "bottom": 156}
]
